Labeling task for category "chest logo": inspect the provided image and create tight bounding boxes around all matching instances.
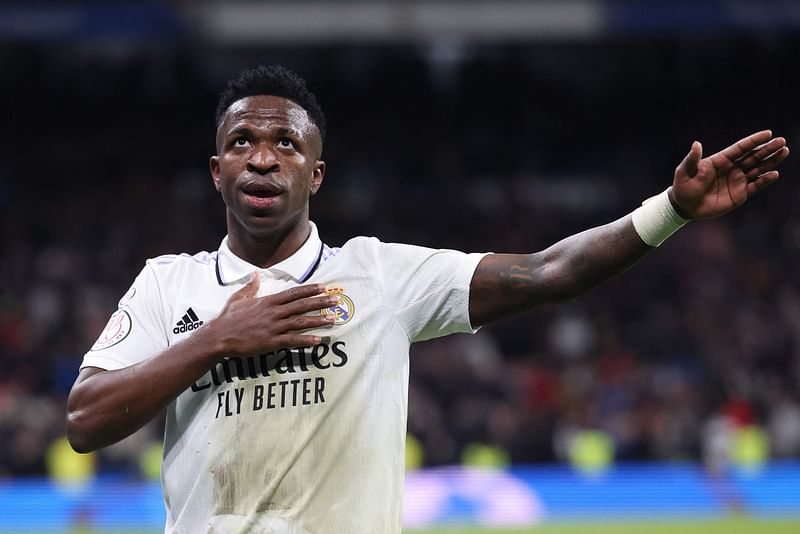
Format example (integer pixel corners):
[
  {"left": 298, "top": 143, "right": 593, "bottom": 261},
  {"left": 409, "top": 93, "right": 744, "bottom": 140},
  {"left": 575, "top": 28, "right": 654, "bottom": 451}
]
[
  {"left": 321, "top": 287, "right": 355, "bottom": 325},
  {"left": 174, "top": 307, "right": 204, "bottom": 334}
]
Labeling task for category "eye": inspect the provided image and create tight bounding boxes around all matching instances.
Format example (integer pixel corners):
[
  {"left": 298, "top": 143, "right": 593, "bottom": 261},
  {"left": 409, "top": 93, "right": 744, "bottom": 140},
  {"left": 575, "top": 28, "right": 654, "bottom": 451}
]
[
  {"left": 234, "top": 137, "right": 250, "bottom": 147},
  {"left": 278, "top": 138, "right": 295, "bottom": 149}
]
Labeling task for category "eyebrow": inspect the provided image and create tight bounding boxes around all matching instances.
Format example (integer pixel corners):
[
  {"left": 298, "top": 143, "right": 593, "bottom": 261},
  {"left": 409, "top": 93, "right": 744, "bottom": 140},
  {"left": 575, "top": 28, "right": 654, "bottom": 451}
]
[
  {"left": 225, "top": 125, "right": 303, "bottom": 140},
  {"left": 227, "top": 125, "right": 254, "bottom": 138},
  {"left": 274, "top": 126, "right": 303, "bottom": 139}
]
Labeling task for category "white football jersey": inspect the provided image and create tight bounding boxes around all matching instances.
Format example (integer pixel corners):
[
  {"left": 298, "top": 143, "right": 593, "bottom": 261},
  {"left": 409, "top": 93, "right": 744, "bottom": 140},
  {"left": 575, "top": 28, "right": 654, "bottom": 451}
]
[{"left": 82, "top": 222, "right": 485, "bottom": 534}]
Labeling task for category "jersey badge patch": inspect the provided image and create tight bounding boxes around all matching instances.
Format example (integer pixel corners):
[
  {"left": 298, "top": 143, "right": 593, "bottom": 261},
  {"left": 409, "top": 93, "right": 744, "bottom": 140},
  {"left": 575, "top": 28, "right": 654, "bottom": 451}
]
[
  {"left": 321, "top": 287, "right": 355, "bottom": 325},
  {"left": 91, "top": 309, "right": 132, "bottom": 351}
]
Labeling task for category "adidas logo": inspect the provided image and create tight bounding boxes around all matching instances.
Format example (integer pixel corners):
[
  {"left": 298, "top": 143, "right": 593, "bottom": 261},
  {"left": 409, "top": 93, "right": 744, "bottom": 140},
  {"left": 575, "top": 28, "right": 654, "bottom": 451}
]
[{"left": 173, "top": 307, "right": 203, "bottom": 334}]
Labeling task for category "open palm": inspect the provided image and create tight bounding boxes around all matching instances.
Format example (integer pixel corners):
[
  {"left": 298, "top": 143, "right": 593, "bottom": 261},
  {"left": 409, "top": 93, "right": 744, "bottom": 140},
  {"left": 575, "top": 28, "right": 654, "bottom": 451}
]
[{"left": 670, "top": 130, "right": 789, "bottom": 220}]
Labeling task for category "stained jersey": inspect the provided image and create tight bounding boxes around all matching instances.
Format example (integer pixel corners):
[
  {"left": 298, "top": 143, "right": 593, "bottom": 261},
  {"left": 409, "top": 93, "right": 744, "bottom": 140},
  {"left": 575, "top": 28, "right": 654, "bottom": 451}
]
[{"left": 81, "top": 222, "right": 485, "bottom": 534}]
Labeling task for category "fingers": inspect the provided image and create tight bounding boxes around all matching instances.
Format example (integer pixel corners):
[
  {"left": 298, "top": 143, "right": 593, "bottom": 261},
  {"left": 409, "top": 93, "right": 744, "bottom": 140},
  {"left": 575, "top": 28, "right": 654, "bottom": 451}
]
[
  {"left": 737, "top": 137, "right": 787, "bottom": 171},
  {"left": 264, "top": 293, "right": 336, "bottom": 348},
  {"left": 720, "top": 130, "right": 773, "bottom": 161},
  {"left": 745, "top": 146, "right": 790, "bottom": 181},
  {"left": 275, "top": 334, "right": 332, "bottom": 349},
  {"left": 262, "top": 285, "right": 337, "bottom": 330},
  {"left": 216, "top": 281, "right": 337, "bottom": 355},
  {"left": 279, "top": 294, "right": 339, "bottom": 319},
  {"left": 270, "top": 283, "right": 327, "bottom": 305},
  {"left": 677, "top": 141, "right": 703, "bottom": 177},
  {"left": 262, "top": 308, "right": 335, "bottom": 350},
  {"left": 746, "top": 170, "right": 780, "bottom": 196},
  {"left": 271, "top": 293, "right": 337, "bottom": 335},
  {"left": 228, "top": 272, "right": 260, "bottom": 303},
  {"left": 280, "top": 313, "right": 336, "bottom": 332}
]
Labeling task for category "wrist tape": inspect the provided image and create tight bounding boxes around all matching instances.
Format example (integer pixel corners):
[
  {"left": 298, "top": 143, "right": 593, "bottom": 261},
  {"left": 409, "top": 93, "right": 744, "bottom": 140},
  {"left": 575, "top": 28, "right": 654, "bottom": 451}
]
[{"left": 631, "top": 188, "right": 690, "bottom": 247}]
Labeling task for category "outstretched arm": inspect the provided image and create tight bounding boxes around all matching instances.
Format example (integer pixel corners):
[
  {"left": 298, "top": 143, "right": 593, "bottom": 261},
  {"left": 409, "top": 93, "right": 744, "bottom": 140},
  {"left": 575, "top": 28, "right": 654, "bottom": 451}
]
[{"left": 469, "top": 130, "right": 789, "bottom": 327}]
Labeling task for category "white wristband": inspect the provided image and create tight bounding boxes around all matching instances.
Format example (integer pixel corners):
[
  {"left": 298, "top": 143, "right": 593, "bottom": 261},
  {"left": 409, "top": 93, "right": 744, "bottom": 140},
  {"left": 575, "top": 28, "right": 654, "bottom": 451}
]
[{"left": 631, "top": 188, "right": 690, "bottom": 247}]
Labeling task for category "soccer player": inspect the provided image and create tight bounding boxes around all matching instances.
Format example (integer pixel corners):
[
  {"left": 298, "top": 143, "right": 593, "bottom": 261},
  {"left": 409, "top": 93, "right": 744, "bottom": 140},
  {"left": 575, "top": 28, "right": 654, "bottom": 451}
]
[{"left": 66, "top": 66, "right": 789, "bottom": 533}]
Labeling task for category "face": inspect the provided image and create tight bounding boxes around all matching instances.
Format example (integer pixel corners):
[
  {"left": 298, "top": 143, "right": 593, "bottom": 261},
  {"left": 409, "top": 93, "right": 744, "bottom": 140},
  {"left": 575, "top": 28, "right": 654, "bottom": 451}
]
[{"left": 210, "top": 95, "right": 325, "bottom": 240}]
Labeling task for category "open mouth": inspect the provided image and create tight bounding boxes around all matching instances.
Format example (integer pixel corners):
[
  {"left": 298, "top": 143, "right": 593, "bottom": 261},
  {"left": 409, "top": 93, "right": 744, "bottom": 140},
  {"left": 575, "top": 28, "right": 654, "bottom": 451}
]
[
  {"left": 241, "top": 181, "right": 281, "bottom": 209},
  {"left": 242, "top": 182, "right": 281, "bottom": 197}
]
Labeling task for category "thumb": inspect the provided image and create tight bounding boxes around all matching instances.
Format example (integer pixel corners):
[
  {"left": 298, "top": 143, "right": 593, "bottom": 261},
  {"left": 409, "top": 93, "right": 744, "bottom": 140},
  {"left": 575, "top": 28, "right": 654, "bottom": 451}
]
[
  {"left": 678, "top": 141, "right": 703, "bottom": 178},
  {"left": 229, "top": 272, "right": 260, "bottom": 302}
]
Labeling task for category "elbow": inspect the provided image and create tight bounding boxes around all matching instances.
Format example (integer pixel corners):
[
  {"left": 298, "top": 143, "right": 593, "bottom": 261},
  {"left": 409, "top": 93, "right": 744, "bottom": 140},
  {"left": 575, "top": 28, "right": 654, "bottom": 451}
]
[
  {"left": 66, "top": 367, "right": 109, "bottom": 453},
  {"left": 534, "top": 260, "right": 570, "bottom": 303},
  {"left": 67, "top": 439, "right": 93, "bottom": 455},
  {"left": 65, "top": 408, "right": 98, "bottom": 454},
  {"left": 537, "top": 263, "right": 589, "bottom": 303},
  {"left": 520, "top": 251, "right": 578, "bottom": 304}
]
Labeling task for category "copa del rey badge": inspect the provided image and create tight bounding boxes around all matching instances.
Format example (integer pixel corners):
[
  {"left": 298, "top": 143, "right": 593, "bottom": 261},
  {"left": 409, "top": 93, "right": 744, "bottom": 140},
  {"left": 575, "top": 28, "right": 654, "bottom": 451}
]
[
  {"left": 91, "top": 309, "right": 132, "bottom": 351},
  {"left": 321, "top": 287, "right": 354, "bottom": 325}
]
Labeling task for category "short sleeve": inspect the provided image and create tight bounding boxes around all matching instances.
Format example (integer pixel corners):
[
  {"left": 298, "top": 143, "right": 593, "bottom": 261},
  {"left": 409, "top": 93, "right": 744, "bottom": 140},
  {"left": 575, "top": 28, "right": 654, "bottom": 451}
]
[
  {"left": 374, "top": 241, "right": 486, "bottom": 342},
  {"left": 81, "top": 262, "right": 168, "bottom": 371}
]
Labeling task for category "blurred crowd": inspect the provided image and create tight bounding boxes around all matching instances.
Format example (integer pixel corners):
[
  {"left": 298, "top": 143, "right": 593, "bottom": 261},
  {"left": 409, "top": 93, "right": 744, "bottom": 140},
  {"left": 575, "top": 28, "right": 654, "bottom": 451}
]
[{"left": 2, "top": 36, "right": 800, "bottom": 479}]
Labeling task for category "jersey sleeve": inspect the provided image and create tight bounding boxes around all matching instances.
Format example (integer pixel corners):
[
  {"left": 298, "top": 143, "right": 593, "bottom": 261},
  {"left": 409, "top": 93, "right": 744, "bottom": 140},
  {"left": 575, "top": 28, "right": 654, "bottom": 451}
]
[
  {"left": 80, "top": 261, "right": 169, "bottom": 371},
  {"left": 374, "top": 240, "right": 487, "bottom": 342}
]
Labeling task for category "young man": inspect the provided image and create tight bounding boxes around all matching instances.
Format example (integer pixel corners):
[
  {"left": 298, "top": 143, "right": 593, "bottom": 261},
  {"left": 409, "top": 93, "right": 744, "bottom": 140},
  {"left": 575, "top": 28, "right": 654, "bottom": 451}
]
[{"left": 66, "top": 66, "right": 789, "bottom": 533}]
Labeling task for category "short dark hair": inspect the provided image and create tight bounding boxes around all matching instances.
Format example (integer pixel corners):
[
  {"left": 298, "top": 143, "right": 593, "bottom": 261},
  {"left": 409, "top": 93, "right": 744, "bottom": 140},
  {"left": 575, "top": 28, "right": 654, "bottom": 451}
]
[{"left": 215, "top": 65, "right": 326, "bottom": 142}]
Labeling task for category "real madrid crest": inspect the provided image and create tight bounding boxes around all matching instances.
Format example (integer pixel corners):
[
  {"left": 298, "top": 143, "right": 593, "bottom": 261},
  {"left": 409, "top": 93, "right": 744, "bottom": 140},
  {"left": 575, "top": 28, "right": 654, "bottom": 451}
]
[{"left": 321, "top": 287, "right": 355, "bottom": 325}]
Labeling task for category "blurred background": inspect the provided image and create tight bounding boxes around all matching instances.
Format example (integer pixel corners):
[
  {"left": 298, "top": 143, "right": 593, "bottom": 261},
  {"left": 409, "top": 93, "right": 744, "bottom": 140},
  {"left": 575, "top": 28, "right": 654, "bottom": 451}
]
[{"left": 1, "top": 0, "right": 800, "bottom": 532}]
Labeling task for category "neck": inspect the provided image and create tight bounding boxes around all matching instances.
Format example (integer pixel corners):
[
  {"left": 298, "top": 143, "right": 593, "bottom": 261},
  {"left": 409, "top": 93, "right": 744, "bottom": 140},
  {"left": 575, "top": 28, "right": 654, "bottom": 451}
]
[{"left": 226, "top": 214, "right": 311, "bottom": 269}]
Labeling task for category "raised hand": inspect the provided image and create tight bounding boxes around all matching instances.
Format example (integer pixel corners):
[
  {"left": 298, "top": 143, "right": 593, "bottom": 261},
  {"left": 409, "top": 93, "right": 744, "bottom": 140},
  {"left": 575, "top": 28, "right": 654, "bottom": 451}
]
[
  {"left": 207, "top": 274, "right": 336, "bottom": 356},
  {"left": 669, "top": 130, "right": 790, "bottom": 220}
]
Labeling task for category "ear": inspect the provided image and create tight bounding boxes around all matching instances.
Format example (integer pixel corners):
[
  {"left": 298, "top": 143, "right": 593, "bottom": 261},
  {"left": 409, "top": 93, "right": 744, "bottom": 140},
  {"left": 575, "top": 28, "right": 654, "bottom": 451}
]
[
  {"left": 310, "top": 160, "right": 326, "bottom": 196},
  {"left": 210, "top": 156, "right": 222, "bottom": 192}
]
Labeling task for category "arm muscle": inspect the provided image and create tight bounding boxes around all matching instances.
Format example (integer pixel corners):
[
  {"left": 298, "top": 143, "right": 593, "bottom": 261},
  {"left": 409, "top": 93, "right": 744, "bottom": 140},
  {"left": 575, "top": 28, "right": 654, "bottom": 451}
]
[
  {"left": 469, "top": 214, "right": 652, "bottom": 326},
  {"left": 66, "top": 328, "right": 224, "bottom": 452}
]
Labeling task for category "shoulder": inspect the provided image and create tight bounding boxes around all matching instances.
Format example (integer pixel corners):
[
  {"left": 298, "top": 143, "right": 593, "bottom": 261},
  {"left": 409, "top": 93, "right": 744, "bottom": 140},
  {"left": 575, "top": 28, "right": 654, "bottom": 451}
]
[
  {"left": 338, "top": 236, "right": 451, "bottom": 259},
  {"left": 332, "top": 236, "right": 469, "bottom": 264},
  {"left": 142, "top": 250, "right": 219, "bottom": 286},
  {"left": 338, "top": 235, "right": 382, "bottom": 251},
  {"left": 315, "top": 237, "right": 394, "bottom": 278},
  {"left": 320, "top": 236, "right": 380, "bottom": 260},
  {"left": 337, "top": 235, "right": 429, "bottom": 253},
  {"left": 146, "top": 250, "right": 218, "bottom": 271},
  {"left": 327, "top": 235, "right": 406, "bottom": 264},
  {"left": 329, "top": 237, "right": 460, "bottom": 280}
]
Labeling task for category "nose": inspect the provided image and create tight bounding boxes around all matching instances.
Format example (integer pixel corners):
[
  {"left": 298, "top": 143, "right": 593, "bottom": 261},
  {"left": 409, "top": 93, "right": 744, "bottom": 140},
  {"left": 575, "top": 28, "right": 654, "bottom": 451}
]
[{"left": 246, "top": 144, "right": 279, "bottom": 174}]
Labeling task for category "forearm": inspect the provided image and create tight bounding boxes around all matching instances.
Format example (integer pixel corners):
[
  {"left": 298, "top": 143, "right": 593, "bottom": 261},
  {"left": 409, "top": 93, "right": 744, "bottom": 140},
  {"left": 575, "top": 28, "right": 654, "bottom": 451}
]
[
  {"left": 532, "top": 214, "right": 652, "bottom": 300},
  {"left": 66, "top": 325, "right": 225, "bottom": 452},
  {"left": 469, "top": 215, "right": 653, "bottom": 325}
]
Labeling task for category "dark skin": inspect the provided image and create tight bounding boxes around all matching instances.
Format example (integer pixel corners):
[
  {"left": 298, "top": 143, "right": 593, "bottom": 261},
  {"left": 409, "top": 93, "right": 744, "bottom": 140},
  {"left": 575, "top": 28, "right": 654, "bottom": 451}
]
[
  {"left": 67, "top": 96, "right": 332, "bottom": 452},
  {"left": 210, "top": 95, "right": 326, "bottom": 267},
  {"left": 471, "top": 132, "right": 789, "bottom": 323},
  {"left": 66, "top": 95, "right": 790, "bottom": 452}
]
